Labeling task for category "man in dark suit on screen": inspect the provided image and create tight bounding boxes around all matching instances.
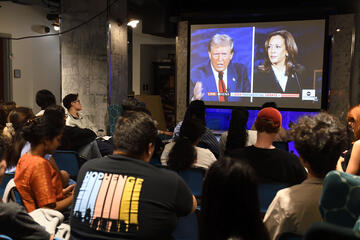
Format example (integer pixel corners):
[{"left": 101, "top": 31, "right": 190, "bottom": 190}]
[{"left": 191, "top": 34, "right": 250, "bottom": 102}]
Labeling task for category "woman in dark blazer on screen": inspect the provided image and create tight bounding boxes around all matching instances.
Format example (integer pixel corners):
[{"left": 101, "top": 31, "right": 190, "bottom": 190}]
[{"left": 253, "top": 30, "right": 304, "bottom": 100}]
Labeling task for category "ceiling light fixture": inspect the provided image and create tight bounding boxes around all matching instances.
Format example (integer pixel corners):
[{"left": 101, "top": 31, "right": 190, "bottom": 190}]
[
  {"left": 127, "top": 19, "right": 139, "bottom": 28},
  {"left": 52, "top": 18, "right": 60, "bottom": 32}
]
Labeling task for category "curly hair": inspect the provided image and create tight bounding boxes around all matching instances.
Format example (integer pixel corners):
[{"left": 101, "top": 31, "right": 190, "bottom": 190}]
[{"left": 290, "top": 112, "right": 346, "bottom": 178}]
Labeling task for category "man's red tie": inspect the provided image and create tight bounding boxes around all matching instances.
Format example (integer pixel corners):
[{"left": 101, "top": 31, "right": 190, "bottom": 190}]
[{"left": 218, "top": 71, "right": 226, "bottom": 102}]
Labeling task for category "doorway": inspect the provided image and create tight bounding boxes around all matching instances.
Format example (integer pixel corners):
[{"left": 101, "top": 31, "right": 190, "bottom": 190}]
[{"left": 0, "top": 34, "right": 12, "bottom": 102}]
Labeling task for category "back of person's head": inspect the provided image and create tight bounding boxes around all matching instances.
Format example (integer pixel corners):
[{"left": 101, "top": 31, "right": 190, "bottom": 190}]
[
  {"left": 113, "top": 111, "right": 157, "bottom": 159},
  {"left": 261, "top": 102, "right": 278, "bottom": 109},
  {"left": 184, "top": 100, "right": 206, "bottom": 125},
  {"left": 254, "top": 107, "right": 282, "bottom": 134},
  {"left": 2, "top": 101, "right": 16, "bottom": 120},
  {"left": 201, "top": 157, "right": 269, "bottom": 240},
  {"left": 6, "top": 107, "right": 34, "bottom": 169},
  {"left": 62, "top": 93, "right": 78, "bottom": 110},
  {"left": 36, "top": 89, "right": 56, "bottom": 110},
  {"left": 291, "top": 112, "right": 346, "bottom": 178},
  {"left": 3, "top": 101, "right": 16, "bottom": 111},
  {"left": 121, "top": 98, "right": 151, "bottom": 116},
  {"left": 347, "top": 104, "right": 360, "bottom": 141},
  {"left": 226, "top": 107, "right": 249, "bottom": 155},
  {"left": 7, "top": 107, "right": 34, "bottom": 132},
  {"left": 44, "top": 105, "right": 65, "bottom": 129},
  {"left": 21, "top": 115, "right": 64, "bottom": 147},
  {"left": 168, "top": 120, "right": 205, "bottom": 171}
]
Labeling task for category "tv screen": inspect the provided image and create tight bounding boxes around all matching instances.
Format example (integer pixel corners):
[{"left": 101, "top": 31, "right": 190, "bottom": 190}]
[{"left": 189, "top": 19, "right": 326, "bottom": 109}]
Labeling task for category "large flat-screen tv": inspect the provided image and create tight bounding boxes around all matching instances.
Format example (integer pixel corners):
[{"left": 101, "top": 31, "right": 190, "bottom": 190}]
[{"left": 188, "top": 19, "right": 326, "bottom": 109}]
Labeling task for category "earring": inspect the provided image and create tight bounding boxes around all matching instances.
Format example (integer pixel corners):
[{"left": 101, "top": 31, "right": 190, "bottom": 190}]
[{"left": 285, "top": 53, "right": 288, "bottom": 57}]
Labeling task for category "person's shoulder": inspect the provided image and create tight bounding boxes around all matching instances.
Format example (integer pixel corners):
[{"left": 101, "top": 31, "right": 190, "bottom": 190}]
[
  {"left": 79, "top": 156, "right": 109, "bottom": 170},
  {"left": 20, "top": 154, "right": 47, "bottom": 163},
  {"left": 353, "top": 139, "right": 360, "bottom": 147},
  {"left": 273, "top": 148, "right": 298, "bottom": 159},
  {"left": 0, "top": 201, "right": 24, "bottom": 215},
  {"left": 229, "top": 146, "right": 252, "bottom": 157},
  {"left": 191, "top": 62, "right": 211, "bottom": 77}
]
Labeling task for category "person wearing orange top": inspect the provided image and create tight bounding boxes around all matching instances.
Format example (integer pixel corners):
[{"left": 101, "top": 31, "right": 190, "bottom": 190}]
[{"left": 14, "top": 108, "right": 75, "bottom": 213}]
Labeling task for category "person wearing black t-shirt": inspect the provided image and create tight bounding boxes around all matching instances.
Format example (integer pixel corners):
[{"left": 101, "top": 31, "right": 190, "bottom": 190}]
[
  {"left": 230, "top": 107, "right": 306, "bottom": 185},
  {"left": 70, "top": 111, "right": 196, "bottom": 240}
]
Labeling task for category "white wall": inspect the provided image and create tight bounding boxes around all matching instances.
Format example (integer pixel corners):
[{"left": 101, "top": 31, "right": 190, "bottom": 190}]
[
  {"left": 0, "top": 2, "right": 60, "bottom": 113},
  {"left": 132, "top": 21, "right": 175, "bottom": 94}
]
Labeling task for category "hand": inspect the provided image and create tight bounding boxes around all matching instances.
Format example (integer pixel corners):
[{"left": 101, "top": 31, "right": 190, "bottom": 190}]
[
  {"left": 336, "top": 156, "right": 345, "bottom": 172},
  {"left": 63, "top": 184, "right": 76, "bottom": 197},
  {"left": 193, "top": 81, "right": 204, "bottom": 100}
]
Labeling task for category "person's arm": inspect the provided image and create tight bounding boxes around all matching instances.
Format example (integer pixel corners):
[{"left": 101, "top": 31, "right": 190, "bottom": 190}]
[
  {"left": 263, "top": 192, "right": 297, "bottom": 240},
  {"left": 48, "top": 156, "right": 69, "bottom": 187},
  {"left": 191, "top": 195, "right": 197, "bottom": 213},
  {"left": 346, "top": 141, "right": 360, "bottom": 175},
  {"left": 0, "top": 202, "right": 52, "bottom": 240},
  {"left": 44, "top": 184, "right": 75, "bottom": 211},
  {"left": 336, "top": 156, "right": 345, "bottom": 172}
]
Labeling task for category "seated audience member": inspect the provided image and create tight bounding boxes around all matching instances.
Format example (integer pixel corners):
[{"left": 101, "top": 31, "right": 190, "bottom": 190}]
[
  {"left": 161, "top": 120, "right": 216, "bottom": 170},
  {"left": 230, "top": 107, "right": 307, "bottom": 185},
  {"left": 62, "top": 93, "right": 98, "bottom": 133},
  {"left": 251, "top": 102, "right": 288, "bottom": 142},
  {"left": 4, "top": 107, "right": 35, "bottom": 171},
  {"left": 173, "top": 100, "right": 220, "bottom": 158},
  {"left": 70, "top": 111, "right": 196, "bottom": 240},
  {"left": 264, "top": 112, "right": 347, "bottom": 240},
  {"left": 337, "top": 104, "right": 360, "bottom": 174},
  {"left": 14, "top": 112, "right": 75, "bottom": 213},
  {"left": 200, "top": 157, "right": 270, "bottom": 240},
  {"left": 35, "top": 89, "right": 56, "bottom": 116},
  {"left": 219, "top": 107, "right": 257, "bottom": 158},
  {"left": 0, "top": 135, "right": 53, "bottom": 240},
  {"left": 2, "top": 107, "right": 34, "bottom": 140},
  {"left": 17, "top": 106, "right": 70, "bottom": 187}
]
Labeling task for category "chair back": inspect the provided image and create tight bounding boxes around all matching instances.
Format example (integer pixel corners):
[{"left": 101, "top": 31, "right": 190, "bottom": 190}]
[
  {"left": 108, "top": 104, "right": 123, "bottom": 135},
  {"left": 0, "top": 173, "right": 14, "bottom": 198},
  {"left": 172, "top": 212, "right": 198, "bottom": 240},
  {"left": 305, "top": 222, "right": 360, "bottom": 240},
  {"left": 0, "top": 235, "right": 13, "bottom": 240},
  {"left": 53, "top": 150, "right": 79, "bottom": 179},
  {"left": 258, "top": 183, "right": 288, "bottom": 214},
  {"left": 2, "top": 178, "right": 24, "bottom": 205},
  {"left": 320, "top": 170, "right": 360, "bottom": 229},
  {"left": 178, "top": 167, "right": 206, "bottom": 197}
]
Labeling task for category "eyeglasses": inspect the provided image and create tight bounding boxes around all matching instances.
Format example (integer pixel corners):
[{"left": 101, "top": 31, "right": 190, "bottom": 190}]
[{"left": 73, "top": 99, "right": 80, "bottom": 103}]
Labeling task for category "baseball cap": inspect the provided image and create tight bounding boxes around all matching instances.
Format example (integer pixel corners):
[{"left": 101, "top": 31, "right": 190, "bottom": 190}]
[{"left": 256, "top": 107, "right": 282, "bottom": 127}]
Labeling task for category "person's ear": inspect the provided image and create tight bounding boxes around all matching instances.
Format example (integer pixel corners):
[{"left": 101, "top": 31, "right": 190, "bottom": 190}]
[
  {"left": 208, "top": 51, "right": 211, "bottom": 59},
  {"left": 229, "top": 51, "right": 234, "bottom": 60},
  {"left": 148, "top": 142, "right": 155, "bottom": 157}
]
